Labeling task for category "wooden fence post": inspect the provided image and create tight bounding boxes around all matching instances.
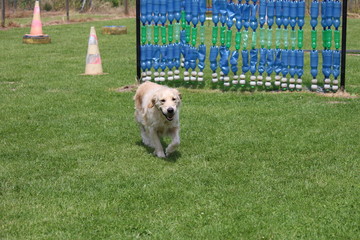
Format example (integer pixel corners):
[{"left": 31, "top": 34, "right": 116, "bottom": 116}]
[{"left": 1, "top": 0, "right": 5, "bottom": 28}]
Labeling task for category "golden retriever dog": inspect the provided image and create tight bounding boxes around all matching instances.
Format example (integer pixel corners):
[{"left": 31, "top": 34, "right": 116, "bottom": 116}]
[{"left": 134, "top": 82, "right": 182, "bottom": 158}]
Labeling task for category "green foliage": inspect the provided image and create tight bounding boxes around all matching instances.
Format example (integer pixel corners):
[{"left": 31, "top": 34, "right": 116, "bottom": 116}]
[
  {"left": 0, "top": 18, "right": 360, "bottom": 239},
  {"left": 108, "top": 0, "right": 119, "bottom": 8},
  {"left": 43, "top": 2, "right": 53, "bottom": 12},
  {"left": 16, "top": 0, "right": 34, "bottom": 10}
]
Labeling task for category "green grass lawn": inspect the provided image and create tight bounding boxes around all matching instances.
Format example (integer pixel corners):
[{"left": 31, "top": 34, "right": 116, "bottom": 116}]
[{"left": 1, "top": 17, "right": 360, "bottom": 239}]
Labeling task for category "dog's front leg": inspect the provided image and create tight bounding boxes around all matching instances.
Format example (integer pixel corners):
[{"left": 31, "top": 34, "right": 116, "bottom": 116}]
[
  {"left": 149, "top": 129, "right": 165, "bottom": 158},
  {"left": 165, "top": 127, "right": 180, "bottom": 156},
  {"left": 140, "top": 126, "right": 152, "bottom": 147}
]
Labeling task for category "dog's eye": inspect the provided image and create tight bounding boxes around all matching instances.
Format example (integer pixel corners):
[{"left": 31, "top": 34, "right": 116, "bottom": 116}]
[
  {"left": 172, "top": 98, "right": 176, "bottom": 101},
  {"left": 160, "top": 99, "right": 166, "bottom": 103}
]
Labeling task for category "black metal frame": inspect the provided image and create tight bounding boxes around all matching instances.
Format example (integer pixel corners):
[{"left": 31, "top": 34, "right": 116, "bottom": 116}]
[
  {"left": 135, "top": 0, "right": 348, "bottom": 91},
  {"left": 136, "top": 0, "right": 141, "bottom": 82},
  {"left": 340, "top": 0, "right": 347, "bottom": 91}
]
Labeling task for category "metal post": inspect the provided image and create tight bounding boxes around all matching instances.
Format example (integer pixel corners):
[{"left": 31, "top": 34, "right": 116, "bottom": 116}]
[
  {"left": 136, "top": 0, "right": 141, "bottom": 82},
  {"left": 340, "top": 0, "right": 347, "bottom": 92}
]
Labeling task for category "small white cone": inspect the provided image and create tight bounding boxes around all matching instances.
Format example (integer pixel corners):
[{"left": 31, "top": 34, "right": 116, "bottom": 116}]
[{"left": 83, "top": 27, "right": 106, "bottom": 75}]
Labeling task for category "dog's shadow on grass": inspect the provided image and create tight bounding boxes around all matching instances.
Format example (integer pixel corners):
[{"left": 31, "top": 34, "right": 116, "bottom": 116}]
[{"left": 136, "top": 141, "right": 181, "bottom": 162}]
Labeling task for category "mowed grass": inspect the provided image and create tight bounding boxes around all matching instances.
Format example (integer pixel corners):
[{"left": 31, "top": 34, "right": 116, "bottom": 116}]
[{"left": 1, "top": 17, "right": 360, "bottom": 239}]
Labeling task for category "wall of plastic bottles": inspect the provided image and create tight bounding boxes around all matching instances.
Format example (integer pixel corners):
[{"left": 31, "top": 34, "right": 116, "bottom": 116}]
[{"left": 138, "top": 0, "right": 342, "bottom": 92}]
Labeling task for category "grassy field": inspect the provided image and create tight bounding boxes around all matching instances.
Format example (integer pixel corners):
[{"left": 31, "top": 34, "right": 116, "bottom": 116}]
[{"left": 1, "top": 16, "right": 360, "bottom": 239}]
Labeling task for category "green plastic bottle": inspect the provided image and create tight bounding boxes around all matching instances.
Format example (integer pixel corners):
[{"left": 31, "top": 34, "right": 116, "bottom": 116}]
[
  {"left": 226, "top": 29, "right": 232, "bottom": 49},
  {"left": 298, "top": 29, "right": 303, "bottom": 49},
  {"left": 168, "top": 24, "right": 173, "bottom": 43},
  {"left": 212, "top": 26, "right": 218, "bottom": 45}
]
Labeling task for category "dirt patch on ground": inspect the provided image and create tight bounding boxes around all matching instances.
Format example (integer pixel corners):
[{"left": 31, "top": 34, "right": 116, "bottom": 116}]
[
  {"left": 114, "top": 84, "right": 138, "bottom": 93},
  {"left": 113, "top": 84, "right": 359, "bottom": 99},
  {"left": 326, "top": 101, "right": 349, "bottom": 104},
  {"left": 0, "top": 9, "right": 136, "bottom": 30},
  {"left": 315, "top": 91, "right": 358, "bottom": 99},
  {"left": 0, "top": 15, "right": 133, "bottom": 30},
  {"left": 348, "top": 13, "right": 360, "bottom": 19}
]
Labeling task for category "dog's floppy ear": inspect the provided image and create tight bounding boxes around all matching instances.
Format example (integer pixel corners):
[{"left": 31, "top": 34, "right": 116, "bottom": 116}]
[
  {"left": 173, "top": 89, "right": 182, "bottom": 100},
  {"left": 148, "top": 95, "right": 156, "bottom": 108}
]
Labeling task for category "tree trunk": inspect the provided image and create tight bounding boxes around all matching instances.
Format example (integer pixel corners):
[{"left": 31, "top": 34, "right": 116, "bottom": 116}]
[
  {"left": 124, "top": 0, "right": 128, "bottom": 15},
  {"left": 66, "top": 0, "right": 69, "bottom": 21},
  {"left": 80, "top": 0, "right": 87, "bottom": 12}
]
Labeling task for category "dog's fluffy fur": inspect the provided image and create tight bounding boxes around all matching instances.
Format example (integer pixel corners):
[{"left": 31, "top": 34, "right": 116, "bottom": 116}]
[{"left": 134, "top": 82, "right": 181, "bottom": 158}]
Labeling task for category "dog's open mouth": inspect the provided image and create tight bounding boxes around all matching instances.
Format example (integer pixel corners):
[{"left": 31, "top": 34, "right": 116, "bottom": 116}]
[{"left": 162, "top": 112, "right": 175, "bottom": 121}]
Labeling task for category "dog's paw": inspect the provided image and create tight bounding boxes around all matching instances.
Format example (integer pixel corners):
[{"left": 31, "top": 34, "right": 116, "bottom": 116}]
[
  {"left": 154, "top": 150, "right": 166, "bottom": 158},
  {"left": 165, "top": 144, "right": 179, "bottom": 156},
  {"left": 165, "top": 149, "right": 173, "bottom": 157}
]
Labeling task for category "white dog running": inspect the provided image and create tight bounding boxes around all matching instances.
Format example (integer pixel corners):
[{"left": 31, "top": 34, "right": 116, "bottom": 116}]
[{"left": 134, "top": 82, "right": 182, "bottom": 158}]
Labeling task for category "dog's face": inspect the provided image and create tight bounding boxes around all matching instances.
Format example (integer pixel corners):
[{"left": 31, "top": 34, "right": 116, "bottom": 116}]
[{"left": 149, "top": 88, "right": 181, "bottom": 121}]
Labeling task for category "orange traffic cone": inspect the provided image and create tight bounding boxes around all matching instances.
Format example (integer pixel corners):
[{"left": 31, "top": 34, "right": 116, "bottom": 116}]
[
  {"left": 23, "top": 0, "right": 51, "bottom": 44},
  {"left": 83, "top": 27, "right": 107, "bottom": 75}
]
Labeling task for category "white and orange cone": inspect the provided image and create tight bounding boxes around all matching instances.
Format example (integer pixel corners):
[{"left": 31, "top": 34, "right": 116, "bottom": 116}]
[
  {"left": 23, "top": 0, "right": 51, "bottom": 44},
  {"left": 83, "top": 26, "right": 106, "bottom": 75},
  {"left": 30, "top": 0, "right": 44, "bottom": 36}
]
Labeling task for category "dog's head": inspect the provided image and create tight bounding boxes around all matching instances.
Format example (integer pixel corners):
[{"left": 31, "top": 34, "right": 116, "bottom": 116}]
[{"left": 148, "top": 88, "right": 181, "bottom": 121}]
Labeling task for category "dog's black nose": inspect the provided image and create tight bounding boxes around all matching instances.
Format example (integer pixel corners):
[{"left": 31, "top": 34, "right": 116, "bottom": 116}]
[{"left": 167, "top": 107, "right": 174, "bottom": 113}]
